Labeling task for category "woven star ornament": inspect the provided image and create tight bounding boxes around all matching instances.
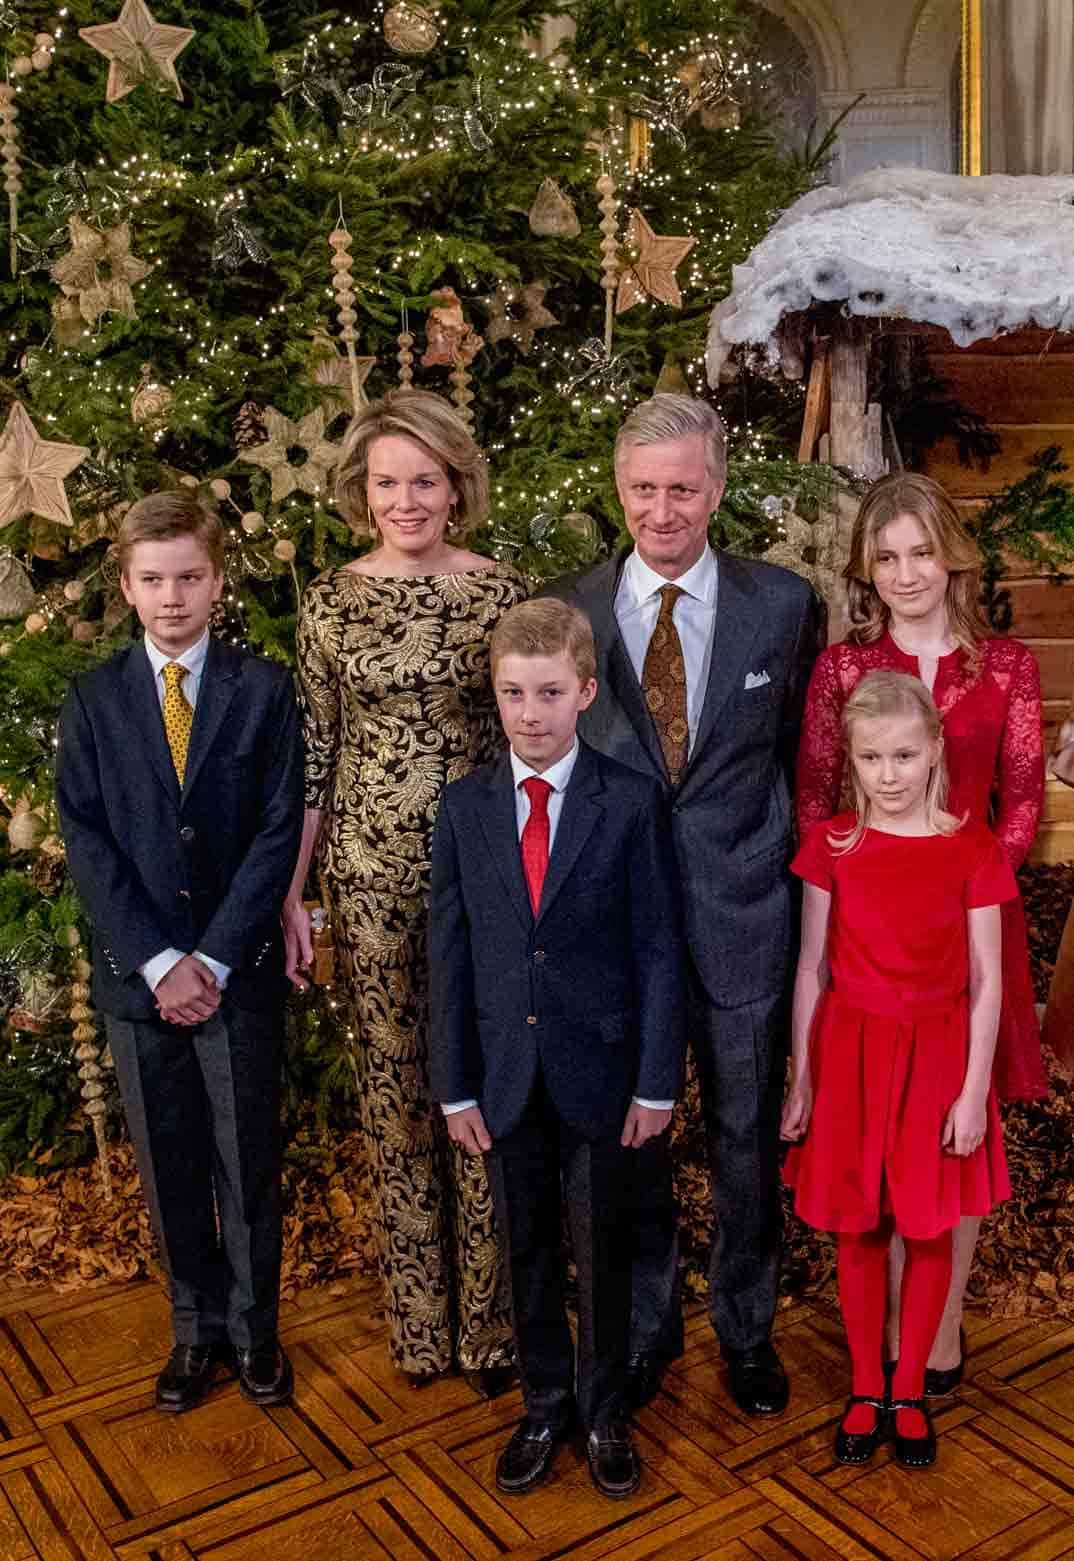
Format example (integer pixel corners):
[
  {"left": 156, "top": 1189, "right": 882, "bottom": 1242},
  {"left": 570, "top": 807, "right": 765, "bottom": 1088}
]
[
  {"left": 616, "top": 210, "right": 695, "bottom": 313},
  {"left": 79, "top": 0, "right": 195, "bottom": 103},
  {"left": 50, "top": 216, "right": 151, "bottom": 325},
  {"left": 485, "top": 282, "right": 558, "bottom": 355},
  {"left": 0, "top": 402, "right": 88, "bottom": 530},
  {"left": 240, "top": 407, "right": 340, "bottom": 503}
]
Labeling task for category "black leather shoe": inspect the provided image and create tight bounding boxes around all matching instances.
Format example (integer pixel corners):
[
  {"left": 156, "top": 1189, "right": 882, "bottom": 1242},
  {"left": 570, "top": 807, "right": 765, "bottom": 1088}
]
[
  {"left": 924, "top": 1326, "right": 966, "bottom": 1397},
  {"left": 834, "top": 1395, "right": 887, "bottom": 1465},
  {"left": 155, "top": 1340, "right": 235, "bottom": 1414},
  {"left": 725, "top": 1342, "right": 789, "bottom": 1416},
  {"left": 890, "top": 1396, "right": 937, "bottom": 1468},
  {"left": 586, "top": 1418, "right": 640, "bottom": 1499},
  {"left": 625, "top": 1352, "right": 664, "bottom": 1410},
  {"left": 496, "top": 1417, "right": 570, "bottom": 1494},
  {"left": 463, "top": 1363, "right": 517, "bottom": 1401},
  {"left": 237, "top": 1342, "right": 293, "bottom": 1407}
]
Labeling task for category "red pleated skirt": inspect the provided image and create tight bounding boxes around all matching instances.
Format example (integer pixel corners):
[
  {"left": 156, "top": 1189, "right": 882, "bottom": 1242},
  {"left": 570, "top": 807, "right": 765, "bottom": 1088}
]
[{"left": 784, "top": 990, "right": 1010, "bottom": 1240}]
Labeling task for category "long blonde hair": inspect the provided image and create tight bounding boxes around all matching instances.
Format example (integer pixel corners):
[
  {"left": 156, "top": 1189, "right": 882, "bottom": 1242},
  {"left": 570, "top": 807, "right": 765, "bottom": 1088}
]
[
  {"left": 844, "top": 473, "right": 988, "bottom": 661},
  {"left": 830, "top": 669, "right": 963, "bottom": 853}
]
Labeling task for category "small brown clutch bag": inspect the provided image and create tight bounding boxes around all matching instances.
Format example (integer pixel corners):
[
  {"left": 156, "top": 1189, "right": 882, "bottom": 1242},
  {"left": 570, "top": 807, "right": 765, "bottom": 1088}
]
[{"left": 302, "top": 900, "right": 336, "bottom": 985}]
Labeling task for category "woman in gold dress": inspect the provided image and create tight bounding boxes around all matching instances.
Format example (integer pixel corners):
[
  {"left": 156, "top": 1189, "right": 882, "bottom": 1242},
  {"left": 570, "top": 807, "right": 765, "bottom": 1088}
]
[{"left": 283, "top": 390, "right": 527, "bottom": 1388}]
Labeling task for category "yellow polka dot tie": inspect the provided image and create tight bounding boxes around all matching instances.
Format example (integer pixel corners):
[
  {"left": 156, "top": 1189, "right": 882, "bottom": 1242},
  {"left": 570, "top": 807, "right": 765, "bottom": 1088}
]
[{"left": 161, "top": 662, "right": 194, "bottom": 784}]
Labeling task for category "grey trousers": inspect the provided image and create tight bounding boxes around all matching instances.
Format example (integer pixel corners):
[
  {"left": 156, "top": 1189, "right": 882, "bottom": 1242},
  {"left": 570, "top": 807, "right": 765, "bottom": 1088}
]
[
  {"left": 106, "top": 1004, "right": 283, "bottom": 1350},
  {"left": 631, "top": 985, "right": 787, "bottom": 1358}
]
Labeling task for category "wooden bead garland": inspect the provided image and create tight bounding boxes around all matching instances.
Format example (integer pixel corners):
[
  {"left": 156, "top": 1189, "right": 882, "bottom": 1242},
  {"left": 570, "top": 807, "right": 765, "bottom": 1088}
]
[
  {"left": 328, "top": 224, "right": 365, "bottom": 414},
  {"left": 70, "top": 937, "right": 113, "bottom": 1201},
  {"left": 0, "top": 83, "right": 21, "bottom": 278}
]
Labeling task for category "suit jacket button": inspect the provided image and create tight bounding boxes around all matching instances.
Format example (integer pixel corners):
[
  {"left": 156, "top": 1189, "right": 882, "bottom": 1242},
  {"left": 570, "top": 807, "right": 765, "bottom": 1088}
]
[
  {"left": 179, "top": 825, "right": 195, "bottom": 843},
  {"left": 533, "top": 950, "right": 546, "bottom": 963},
  {"left": 526, "top": 1015, "right": 538, "bottom": 1025}
]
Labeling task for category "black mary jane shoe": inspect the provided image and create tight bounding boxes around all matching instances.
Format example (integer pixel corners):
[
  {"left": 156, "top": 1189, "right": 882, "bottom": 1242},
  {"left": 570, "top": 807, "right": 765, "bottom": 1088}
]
[
  {"left": 833, "top": 1395, "right": 887, "bottom": 1465},
  {"left": 890, "top": 1396, "right": 937, "bottom": 1469}
]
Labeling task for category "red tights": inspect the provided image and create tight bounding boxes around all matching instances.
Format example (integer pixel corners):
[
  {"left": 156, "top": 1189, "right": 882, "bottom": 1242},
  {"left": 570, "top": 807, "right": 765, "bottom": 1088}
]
[{"left": 838, "top": 1224, "right": 952, "bottom": 1437}]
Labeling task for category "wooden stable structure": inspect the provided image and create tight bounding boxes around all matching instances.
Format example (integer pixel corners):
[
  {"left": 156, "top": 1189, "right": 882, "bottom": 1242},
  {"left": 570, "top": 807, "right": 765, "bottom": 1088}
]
[{"left": 789, "top": 315, "right": 1074, "bottom": 863}]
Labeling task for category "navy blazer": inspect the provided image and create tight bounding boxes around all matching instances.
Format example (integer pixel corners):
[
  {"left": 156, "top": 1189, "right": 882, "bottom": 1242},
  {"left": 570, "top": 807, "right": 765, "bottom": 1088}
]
[
  {"left": 428, "top": 739, "right": 686, "bottom": 1140},
  {"left": 546, "top": 549, "right": 823, "bottom": 1008},
  {"left": 56, "top": 637, "right": 304, "bottom": 1020}
]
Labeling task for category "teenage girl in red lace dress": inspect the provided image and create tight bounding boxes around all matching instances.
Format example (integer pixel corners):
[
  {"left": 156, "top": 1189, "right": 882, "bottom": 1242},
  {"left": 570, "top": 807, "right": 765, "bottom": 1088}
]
[
  {"left": 784, "top": 669, "right": 1013, "bottom": 1469},
  {"left": 795, "top": 472, "right": 1046, "bottom": 1389}
]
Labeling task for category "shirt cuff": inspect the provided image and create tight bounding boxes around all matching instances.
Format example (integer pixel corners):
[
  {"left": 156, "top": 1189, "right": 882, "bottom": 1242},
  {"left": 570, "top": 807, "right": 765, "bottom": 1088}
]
[
  {"left": 633, "top": 1097, "right": 675, "bottom": 1110},
  {"left": 140, "top": 948, "right": 184, "bottom": 994},
  {"left": 441, "top": 1099, "right": 478, "bottom": 1115},
  {"left": 193, "top": 951, "right": 230, "bottom": 990}
]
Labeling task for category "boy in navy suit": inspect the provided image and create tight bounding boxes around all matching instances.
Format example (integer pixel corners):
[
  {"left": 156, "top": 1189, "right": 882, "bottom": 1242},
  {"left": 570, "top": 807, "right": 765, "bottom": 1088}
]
[
  {"left": 429, "top": 598, "right": 685, "bottom": 1499},
  {"left": 56, "top": 492, "right": 303, "bottom": 1414}
]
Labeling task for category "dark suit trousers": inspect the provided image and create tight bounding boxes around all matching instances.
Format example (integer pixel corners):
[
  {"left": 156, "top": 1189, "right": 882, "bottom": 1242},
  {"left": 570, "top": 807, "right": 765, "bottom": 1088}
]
[
  {"left": 106, "top": 1002, "right": 283, "bottom": 1351},
  {"left": 632, "top": 982, "right": 786, "bottom": 1357},
  {"left": 488, "top": 1079, "right": 631, "bottom": 1432}
]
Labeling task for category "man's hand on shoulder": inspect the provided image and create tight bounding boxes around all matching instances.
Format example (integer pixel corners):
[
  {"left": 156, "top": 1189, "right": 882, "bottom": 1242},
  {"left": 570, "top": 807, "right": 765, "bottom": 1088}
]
[
  {"left": 445, "top": 1105, "right": 492, "bottom": 1156},
  {"left": 156, "top": 955, "right": 220, "bottom": 1026}
]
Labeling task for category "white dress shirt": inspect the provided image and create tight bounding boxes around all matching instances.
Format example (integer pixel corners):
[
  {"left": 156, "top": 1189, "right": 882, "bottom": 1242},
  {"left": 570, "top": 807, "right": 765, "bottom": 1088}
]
[
  {"left": 614, "top": 546, "right": 718, "bottom": 751},
  {"left": 442, "top": 738, "right": 673, "bottom": 1115},
  {"left": 139, "top": 630, "right": 231, "bottom": 997}
]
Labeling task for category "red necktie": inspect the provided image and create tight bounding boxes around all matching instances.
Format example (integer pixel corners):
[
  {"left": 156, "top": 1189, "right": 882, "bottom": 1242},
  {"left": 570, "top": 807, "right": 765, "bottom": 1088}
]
[{"left": 520, "top": 777, "right": 553, "bottom": 915}]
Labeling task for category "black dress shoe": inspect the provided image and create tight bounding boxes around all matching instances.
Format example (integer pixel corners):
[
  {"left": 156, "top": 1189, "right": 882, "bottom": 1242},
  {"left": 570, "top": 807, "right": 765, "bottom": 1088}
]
[
  {"left": 464, "top": 1362, "right": 517, "bottom": 1400},
  {"left": 496, "top": 1417, "right": 571, "bottom": 1494},
  {"left": 890, "top": 1396, "right": 937, "bottom": 1468},
  {"left": 155, "top": 1340, "right": 235, "bottom": 1414},
  {"left": 586, "top": 1418, "right": 641, "bottom": 1499},
  {"left": 725, "top": 1342, "right": 789, "bottom": 1416},
  {"left": 625, "top": 1352, "right": 664, "bottom": 1410},
  {"left": 237, "top": 1342, "right": 293, "bottom": 1407},
  {"left": 833, "top": 1395, "right": 887, "bottom": 1465}
]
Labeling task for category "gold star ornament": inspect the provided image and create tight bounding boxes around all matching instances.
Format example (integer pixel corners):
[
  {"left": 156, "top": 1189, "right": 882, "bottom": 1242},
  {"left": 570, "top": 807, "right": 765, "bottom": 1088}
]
[
  {"left": 239, "top": 407, "right": 340, "bottom": 504},
  {"left": 79, "top": 0, "right": 195, "bottom": 104},
  {"left": 0, "top": 402, "right": 88, "bottom": 530},
  {"left": 50, "top": 215, "right": 152, "bottom": 329},
  {"left": 616, "top": 209, "right": 695, "bottom": 313}
]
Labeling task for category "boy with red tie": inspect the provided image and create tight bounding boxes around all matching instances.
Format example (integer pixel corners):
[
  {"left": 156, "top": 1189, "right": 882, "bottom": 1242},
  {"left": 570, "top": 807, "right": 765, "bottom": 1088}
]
[{"left": 428, "top": 598, "right": 685, "bottom": 1499}]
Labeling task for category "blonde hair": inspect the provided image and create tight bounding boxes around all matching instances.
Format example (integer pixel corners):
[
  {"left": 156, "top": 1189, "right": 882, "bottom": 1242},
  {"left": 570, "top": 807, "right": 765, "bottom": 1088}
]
[
  {"left": 831, "top": 669, "right": 963, "bottom": 853},
  {"left": 615, "top": 393, "right": 727, "bottom": 483},
  {"left": 117, "top": 490, "right": 224, "bottom": 574},
  {"left": 490, "top": 598, "right": 596, "bottom": 684},
  {"left": 844, "top": 472, "right": 988, "bottom": 661},
  {"left": 334, "top": 389, "right": 489, "bottom": 538}
]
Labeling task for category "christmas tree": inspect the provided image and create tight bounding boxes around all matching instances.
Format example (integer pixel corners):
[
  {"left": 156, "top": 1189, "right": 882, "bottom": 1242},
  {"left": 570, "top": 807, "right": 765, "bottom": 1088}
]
[{"left": 0, "top": 0, "right": 836, "bottom": 1175}]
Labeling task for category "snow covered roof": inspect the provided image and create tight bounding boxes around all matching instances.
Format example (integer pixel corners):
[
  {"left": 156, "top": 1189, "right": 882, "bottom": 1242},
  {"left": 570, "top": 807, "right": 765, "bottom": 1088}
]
[{"left": 706, "top": 168, "right": 1074, "bottom": 385}]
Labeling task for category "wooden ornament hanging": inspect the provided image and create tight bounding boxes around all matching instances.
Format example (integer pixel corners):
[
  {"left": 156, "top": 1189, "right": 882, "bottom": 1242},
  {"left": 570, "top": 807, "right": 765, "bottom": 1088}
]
[
  {"left": 328, "top": 225, "right": 371, "bottom": 414},
  {"left": 50, "top": 214, "right": 151, "bottom": 327},
  {"left": 397, "top": 323, "right": 415, "bottom": 387},
  {"left": 615, "top": 209, "right": 695, "bottom": 313},
  {"left": 79, "top": 0, "right": 195, "bottom": 104},
  {"left": 596, "top": 168, "right": 620, "bottom": 352},
  {"left": 0, "top": 551, "right": 35, "bottom": 618},
  {"left": 70, "top": 937, "right": 113, "bottom": 1200},
  {"left": 0, "top": 84, "right": 21, "bottom": 278},
  {"left": 528, "top": 179, "right": 580, "bottom": 238},
  {"left": 0, "top": 401, "right": 88, "bottom": 529},
  {"left": 383, "top": 2, "right": 439, "bottom": 55},
  {"left": 485, "top": 281, "right": 558, "bottom": 355},
  {"left": 449, "top": 332, "right": 483, "bottom": 430},
  {"left": 131, "top": 362, "right": 173, "bottom": 428}
]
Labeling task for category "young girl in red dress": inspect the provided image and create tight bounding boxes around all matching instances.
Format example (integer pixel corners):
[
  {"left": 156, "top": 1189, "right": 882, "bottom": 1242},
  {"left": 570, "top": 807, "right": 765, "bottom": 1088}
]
[{"left": 782, "top": 670, "right": 1014, "bottom": 1470}]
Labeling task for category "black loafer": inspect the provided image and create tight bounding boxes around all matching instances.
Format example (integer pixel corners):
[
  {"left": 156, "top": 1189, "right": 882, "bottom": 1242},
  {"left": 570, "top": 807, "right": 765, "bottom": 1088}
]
[
  {"left": 625, "top": 1352, "right": 665, "bottom": 1410},
  {"left": 890, "top": 1396, "right": 937, "bottom": 1468},
  {"left": 834, "top": 1394, "right": 887, "bottom": 1465},
  {"left": 725, "top": 1342, "right": 789, "bottom": 1416},
  {"left": 155, "top": 1340, "right": 235, "bottom": 1414},
  {"left": 463, "top": 1362, "right": 517, "bottom": 1401},
  {"left": 586, "top": 1418, "right": 640, "bottom": 1499},
  {"left": 237, "top": 1341, "right": 293, "bottom": 1407},
  {"left": 496, "top": 1417, "right": 571, "bottom": 1494}
]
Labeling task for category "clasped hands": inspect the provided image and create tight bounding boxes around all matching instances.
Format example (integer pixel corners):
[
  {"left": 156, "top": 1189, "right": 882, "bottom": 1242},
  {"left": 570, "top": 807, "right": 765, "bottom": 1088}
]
[
  {"left": 156, "top": 954, "right": 220, "bottom": 1026},
  {"left": 446, "top": 1101, "right": 673, "bottom": 1157}
]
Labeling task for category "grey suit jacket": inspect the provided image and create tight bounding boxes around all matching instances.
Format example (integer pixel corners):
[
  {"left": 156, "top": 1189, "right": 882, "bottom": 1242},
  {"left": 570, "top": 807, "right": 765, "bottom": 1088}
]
[{"left": 547, "top": 547, "right": 823, "bottom": 1008}]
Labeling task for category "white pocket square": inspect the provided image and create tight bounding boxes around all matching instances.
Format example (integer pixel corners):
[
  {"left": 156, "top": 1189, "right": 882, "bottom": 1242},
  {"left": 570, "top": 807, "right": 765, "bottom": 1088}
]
[{"left": 744, "top": 670, "right": 771, "bottom": 690}]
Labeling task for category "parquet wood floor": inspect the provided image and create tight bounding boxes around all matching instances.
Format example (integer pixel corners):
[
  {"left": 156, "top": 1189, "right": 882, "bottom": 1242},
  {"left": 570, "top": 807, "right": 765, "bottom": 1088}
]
[{"left": 3, "top": 1275, "right": 1074, "bottom": 1561}]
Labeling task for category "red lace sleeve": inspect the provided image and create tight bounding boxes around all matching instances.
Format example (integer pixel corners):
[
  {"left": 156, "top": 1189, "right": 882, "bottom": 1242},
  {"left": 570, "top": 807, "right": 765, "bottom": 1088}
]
[
  {"left": 794, "top": 648, "right": 847, "bottom": 840},
  {"left": 992, "top": 642, "right": 1044, "bottom": 868}
]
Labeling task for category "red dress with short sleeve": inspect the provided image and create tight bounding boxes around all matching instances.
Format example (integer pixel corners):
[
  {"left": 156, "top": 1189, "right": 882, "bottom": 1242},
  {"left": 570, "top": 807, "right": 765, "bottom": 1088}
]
[
  {"left": 783, "top": 818, "right": 1015, "bottom": 1238},
  {"left": 795, "top": 633, "right": 1047, "bottom": 1101}
]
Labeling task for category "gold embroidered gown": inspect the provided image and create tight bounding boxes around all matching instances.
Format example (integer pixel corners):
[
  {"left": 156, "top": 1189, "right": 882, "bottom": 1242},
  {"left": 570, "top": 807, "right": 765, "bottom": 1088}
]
[{"left": 296, "top": 563, "right": 527, "bottom": 1375}]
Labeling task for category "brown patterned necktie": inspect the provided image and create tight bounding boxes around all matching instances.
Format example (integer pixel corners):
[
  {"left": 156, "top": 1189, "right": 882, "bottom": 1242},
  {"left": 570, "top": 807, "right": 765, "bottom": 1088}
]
[
  {"left": 161, "top": 661, "right": 194, "bottom": 784},
  {"left": 641, "top": 584, "right": 689, "bottom": 785}
]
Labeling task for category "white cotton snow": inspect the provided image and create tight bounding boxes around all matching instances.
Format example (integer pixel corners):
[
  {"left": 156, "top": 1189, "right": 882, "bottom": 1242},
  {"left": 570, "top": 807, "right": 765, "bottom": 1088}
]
[{"left": 706, "top": 167, "right": 1074, "bottom": 385}]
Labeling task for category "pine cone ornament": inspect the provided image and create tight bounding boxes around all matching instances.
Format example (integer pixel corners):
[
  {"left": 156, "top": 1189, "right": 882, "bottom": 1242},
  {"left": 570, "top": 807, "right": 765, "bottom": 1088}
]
[{"left": 233, "top": 400, "right": 268, "bottom": 451}]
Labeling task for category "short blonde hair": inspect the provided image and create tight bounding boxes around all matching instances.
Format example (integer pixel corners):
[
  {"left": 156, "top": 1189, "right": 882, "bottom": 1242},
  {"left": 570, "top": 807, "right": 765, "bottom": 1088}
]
[
  {"left": 832, "top": 669, "right": 962, "bottom": 853},
  {"left": 334, "top": 389, "right": 489, "bottom": 538},
  {"left": 490, "top": 598, "right": 596, "bottom": 684},
  {"left": 845, "top": 473, "right": 988, "bottom": 659},
  {"left": 117, "top": 490, "right": 224, "bottom": 574},
  {"left": 615, "top": 393, "right": 727, "bottom": 482}
]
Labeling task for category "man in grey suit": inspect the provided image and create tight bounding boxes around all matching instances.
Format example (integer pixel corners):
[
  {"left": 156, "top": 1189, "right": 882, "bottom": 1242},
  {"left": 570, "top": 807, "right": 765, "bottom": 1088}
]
[{"left": 547, "top": 394, "right": 822, "bottom": 1416}]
